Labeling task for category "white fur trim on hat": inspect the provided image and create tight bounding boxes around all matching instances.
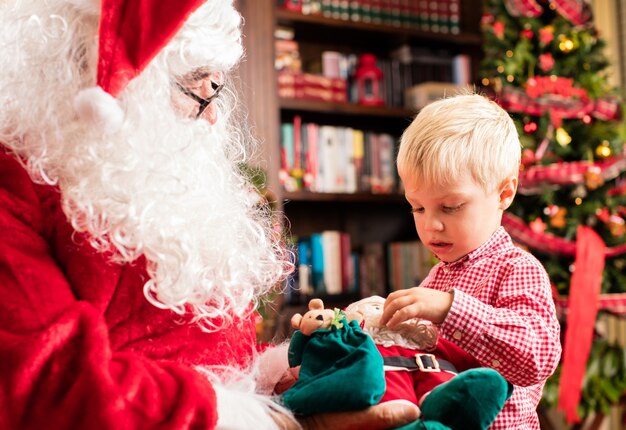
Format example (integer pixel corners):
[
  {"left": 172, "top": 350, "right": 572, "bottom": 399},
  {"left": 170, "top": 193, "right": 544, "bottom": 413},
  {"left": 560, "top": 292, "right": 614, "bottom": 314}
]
[{"left": 73, "top": 86, "right": 124, "bottom": 134}]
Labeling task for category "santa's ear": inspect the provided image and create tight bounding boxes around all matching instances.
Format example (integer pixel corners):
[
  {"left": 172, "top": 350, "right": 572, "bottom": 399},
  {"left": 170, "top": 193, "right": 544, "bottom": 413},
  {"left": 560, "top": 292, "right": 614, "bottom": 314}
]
[
  {"left": 291, "top": 314, "right": 303, "bottom": 329},
  {"left": 308, "top": 298, "right": 324, "bottom": 310}
]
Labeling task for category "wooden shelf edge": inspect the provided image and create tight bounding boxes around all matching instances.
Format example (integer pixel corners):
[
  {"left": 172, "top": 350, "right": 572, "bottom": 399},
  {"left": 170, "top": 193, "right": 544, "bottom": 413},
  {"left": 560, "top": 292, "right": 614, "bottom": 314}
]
[
  {"left": 283, "top": 191, "right": 407, "bottom": 203},
  {"left": 279, "top": 97, "right": 417, "bottom": 119},
  {"left": 276, "top": 9, "right": 482, "bottom": 46}
]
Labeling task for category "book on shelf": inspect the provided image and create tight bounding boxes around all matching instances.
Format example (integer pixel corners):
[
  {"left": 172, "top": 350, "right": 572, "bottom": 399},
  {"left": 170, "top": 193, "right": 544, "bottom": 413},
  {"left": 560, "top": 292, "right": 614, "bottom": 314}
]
[
  {"left": 286, "top": 234, "right": 434, "bottom": 303},
  {"left": 280, "top": 120, "right": 399, "bottom": 194},
  {"left": 289, "top": 231, "right": 358, "bottom": 301},
  {"left": 387, "top": 240, "right": 434, "bottom": 291},
  {"left": 359, "top": 242, "right": 387, "bottom": 297},
  {"left": 310, "top": 233, "right": 325, "bottom": 292},
  {"left": 277, "top": 70, "right": 347, "bottom": 103},
  {"left": 297, "top": 238, "right": 313, "bottom": 296},
  {"left": 404, "top": 81, "right": 468, "bottom": 110},
  {"left": 282, "top": 0, "right": 463, "bottom": 32},
  {"left": 322, "top": 230, "right": 343, "bottom": 294},
  {"left": 275, "top": 39, "right": 302, "bottom": 73}
]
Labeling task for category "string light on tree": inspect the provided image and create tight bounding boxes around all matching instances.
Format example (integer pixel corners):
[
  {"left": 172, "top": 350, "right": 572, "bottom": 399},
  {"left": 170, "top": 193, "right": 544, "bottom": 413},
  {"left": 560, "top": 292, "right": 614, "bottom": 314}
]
[
  {"left": 559, "top": 35, "right": 575, "bottom": 53},
  {"left": 555, "top": 127, "right": 572, "bottom": 146}
]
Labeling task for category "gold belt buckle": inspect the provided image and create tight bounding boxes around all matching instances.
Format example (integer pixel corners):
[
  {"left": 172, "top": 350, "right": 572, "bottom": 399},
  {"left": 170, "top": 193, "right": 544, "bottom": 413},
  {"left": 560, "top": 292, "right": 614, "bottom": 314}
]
[{"left": 415, "top": 353, "right": 440, "bottom": 372}]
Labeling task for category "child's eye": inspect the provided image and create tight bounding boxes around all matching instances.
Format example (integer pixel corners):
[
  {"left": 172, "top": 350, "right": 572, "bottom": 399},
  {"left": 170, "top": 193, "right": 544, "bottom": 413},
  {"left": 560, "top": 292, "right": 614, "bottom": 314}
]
[
  {"left": 410, "top": 207, "right": 424, "bottom": 214},
  {"left": 443, "top": 204, "right": 462, "bottom": 213}
]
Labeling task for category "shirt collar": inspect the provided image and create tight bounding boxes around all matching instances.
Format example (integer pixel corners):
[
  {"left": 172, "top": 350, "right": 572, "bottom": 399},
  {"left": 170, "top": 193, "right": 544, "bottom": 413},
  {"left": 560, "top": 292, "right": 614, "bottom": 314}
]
[{"left": 441, "top": 226, "right": 509, "bottom": 270}]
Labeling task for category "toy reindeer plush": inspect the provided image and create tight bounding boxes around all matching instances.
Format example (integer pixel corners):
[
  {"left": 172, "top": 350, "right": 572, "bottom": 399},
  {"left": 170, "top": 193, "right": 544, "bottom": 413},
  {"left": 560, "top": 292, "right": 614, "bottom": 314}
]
[{"left": 282, "top": 297, "right": 514, "bottom": 430}]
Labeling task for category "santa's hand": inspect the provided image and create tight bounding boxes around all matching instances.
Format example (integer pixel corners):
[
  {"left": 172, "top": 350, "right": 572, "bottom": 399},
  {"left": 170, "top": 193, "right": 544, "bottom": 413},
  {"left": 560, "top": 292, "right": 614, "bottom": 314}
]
[{"left": 293, "top": 400, "right": 420, "bottom": 430}]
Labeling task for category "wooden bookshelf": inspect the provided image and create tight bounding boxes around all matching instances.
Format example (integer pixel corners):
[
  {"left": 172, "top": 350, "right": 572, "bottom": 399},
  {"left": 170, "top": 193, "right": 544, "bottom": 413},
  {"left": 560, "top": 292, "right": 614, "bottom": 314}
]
[{"left": 236, "top": 0, "right": 483, "bottom": 338}]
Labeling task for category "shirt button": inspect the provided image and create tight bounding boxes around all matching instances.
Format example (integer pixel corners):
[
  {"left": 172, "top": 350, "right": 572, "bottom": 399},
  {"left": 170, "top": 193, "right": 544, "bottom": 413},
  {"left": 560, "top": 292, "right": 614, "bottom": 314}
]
[
  {"left": 453, "top": 331, "right": 462, "bottom": 340},
  {"left": 492, "top": 359, "right": 501, "bottom": 368}
]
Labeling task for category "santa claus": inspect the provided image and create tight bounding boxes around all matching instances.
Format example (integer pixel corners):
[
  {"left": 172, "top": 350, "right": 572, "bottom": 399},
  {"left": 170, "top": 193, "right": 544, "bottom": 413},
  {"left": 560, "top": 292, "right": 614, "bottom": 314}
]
[{"left": 0, "top": 1, "right": 419, "bottom": 429}]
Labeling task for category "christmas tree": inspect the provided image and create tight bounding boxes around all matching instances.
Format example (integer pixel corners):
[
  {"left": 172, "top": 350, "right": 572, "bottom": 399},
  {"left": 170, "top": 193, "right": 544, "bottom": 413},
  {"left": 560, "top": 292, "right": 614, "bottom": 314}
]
[{"left": 480, "top": 0, "right": 626, "bottom": 424}]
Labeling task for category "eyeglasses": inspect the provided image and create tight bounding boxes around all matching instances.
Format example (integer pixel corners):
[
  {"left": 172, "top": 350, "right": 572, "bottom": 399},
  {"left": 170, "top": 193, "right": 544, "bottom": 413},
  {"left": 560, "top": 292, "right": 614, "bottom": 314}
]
[{"left": 175, "top": 80, "right": 224, "bottom": 118}]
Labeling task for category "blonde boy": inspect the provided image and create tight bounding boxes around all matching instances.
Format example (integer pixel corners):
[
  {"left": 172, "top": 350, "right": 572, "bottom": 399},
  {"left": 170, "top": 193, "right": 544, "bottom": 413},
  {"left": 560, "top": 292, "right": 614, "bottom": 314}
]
[{"left": 381, "top": 93, "right": 561, "bottom": 429}]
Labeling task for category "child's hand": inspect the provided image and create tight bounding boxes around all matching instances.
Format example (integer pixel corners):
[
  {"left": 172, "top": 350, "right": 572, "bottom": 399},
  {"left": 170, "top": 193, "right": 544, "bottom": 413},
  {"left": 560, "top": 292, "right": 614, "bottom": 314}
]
[{"left": 380, "top": 287, "right": 454, "bottom": 329}]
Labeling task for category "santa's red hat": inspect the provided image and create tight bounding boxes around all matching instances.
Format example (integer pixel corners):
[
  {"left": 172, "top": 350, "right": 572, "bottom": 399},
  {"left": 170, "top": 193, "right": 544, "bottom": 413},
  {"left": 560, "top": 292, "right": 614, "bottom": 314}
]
[{"left": 74, "top": 0, "right": 206, "bottom": 133}]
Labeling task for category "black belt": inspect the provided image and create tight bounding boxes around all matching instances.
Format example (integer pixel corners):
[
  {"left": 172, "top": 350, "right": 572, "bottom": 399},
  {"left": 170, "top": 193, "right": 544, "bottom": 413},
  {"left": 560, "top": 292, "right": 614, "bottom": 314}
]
[{"left": 383, "top": 354, "right": 458, "bottom": 373}]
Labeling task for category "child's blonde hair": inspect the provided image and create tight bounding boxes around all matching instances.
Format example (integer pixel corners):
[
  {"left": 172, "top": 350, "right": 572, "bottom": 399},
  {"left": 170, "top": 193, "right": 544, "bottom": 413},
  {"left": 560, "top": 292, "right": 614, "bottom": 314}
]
[{"left": 397, "top": 93, "right": 521, "bottom": 193}]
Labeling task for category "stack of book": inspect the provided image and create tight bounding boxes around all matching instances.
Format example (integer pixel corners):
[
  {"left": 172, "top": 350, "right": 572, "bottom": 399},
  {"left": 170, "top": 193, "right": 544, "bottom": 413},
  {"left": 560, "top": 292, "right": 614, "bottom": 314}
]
[
  {"left": 277, "top": 0, "right": 462, "bottom": 34},
  {"left": 280, "top": 117, "right": 398, "bottom": 194},
  {"left": 286, "top": 233, "right": 435, "bottom": 304}
]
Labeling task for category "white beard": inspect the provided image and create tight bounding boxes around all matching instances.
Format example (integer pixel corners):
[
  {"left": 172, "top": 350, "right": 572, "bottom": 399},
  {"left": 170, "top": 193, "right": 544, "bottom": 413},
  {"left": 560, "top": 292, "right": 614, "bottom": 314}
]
[
  {"left": 61, "top": 97, "right": 287, "bottom": 331},
  {"left": 346, "top": 297, "right": 439, "bottom": 350},
  {"left": 0, "top": 1, "right": 289, "bottom": 331}
]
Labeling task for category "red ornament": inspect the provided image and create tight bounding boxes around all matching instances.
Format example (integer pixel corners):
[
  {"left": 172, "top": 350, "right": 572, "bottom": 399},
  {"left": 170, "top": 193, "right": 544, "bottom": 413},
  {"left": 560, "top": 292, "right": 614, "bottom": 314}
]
[
  {"left": 539, "top": 53, "right": 555, "bottom": 72},
  {"left": 539, "top": 26, "right": 555, "bottom": 45},
  {"left": 529, "top": 217, "right": 547, "bottom": 234},
  {"left": 354, "top": 54, "right": 384, "bottom": 106},
  {"left": 521, "top": 148, "right": 536, "bottom": 166},
  {"left": 493, "top": 20, "right": 505, "bottom": 39},
  {"left": 520, "top": 28, "right": 534, "bottom": 39},
  {"left": 582, "top": 114, "right": 592, "bottom": 124},
  {"left": 481, "top": 13, "right": 495, "bottom": 26},
  {"left": 523, "top": 121, "right": 538, "bottom": 133}
]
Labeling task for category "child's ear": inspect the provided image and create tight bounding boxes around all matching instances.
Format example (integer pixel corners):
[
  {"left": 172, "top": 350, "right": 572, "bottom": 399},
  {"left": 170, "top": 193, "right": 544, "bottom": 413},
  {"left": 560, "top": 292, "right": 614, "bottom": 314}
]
[{"left": 498, "top": 176, "right": 518, "bottom": 210}]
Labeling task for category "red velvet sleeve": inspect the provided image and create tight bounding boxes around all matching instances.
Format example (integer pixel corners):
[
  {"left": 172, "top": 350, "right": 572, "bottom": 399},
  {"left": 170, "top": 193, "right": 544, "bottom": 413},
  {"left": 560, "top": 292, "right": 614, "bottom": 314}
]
[{"left": 0, "top": 153, "right": 219, "bottom": 430}]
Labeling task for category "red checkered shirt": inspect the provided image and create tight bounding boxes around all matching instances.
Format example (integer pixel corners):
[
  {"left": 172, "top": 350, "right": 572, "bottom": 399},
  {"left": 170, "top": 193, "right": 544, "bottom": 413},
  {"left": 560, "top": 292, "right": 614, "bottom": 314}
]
[{"left": 421, "top": 227, "right": 561, "bottom": 429}]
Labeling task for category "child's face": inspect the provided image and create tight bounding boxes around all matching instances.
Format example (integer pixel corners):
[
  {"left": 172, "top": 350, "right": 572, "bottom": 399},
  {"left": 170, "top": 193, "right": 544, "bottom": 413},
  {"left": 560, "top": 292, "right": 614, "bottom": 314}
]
[{"left": 400, "top": 170, "right": 516, "bottom": 263}]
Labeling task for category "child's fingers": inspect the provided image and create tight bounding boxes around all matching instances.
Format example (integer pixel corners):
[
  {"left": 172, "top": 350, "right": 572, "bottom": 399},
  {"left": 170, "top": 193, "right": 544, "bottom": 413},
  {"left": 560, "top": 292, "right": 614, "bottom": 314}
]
[{"left": 381, "top": 292, "right": 419, "bottom": 327}]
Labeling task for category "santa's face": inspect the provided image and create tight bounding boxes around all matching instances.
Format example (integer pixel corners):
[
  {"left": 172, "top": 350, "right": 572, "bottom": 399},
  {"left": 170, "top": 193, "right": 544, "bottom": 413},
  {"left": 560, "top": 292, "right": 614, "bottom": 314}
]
[
  {"left": 347, "top": 296, "right": 386, "bottom": 329},
  {"left": 171, "top": 69, "right": 225, "bottom": 124}
]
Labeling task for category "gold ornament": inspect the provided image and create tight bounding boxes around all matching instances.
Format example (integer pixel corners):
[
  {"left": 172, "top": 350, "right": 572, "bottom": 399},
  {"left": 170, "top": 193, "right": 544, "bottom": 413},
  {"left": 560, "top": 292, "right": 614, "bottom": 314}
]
[
  {"left": 549, "top": 207, "right": 567, "bottom": 229},
  {"left": 595, "top": 141, "right": 612, "bottom": 159},
  {"left": 584, "top": 166, "right": 604, "bottom": 190},
  {"left": 559, "top": 36, "right": 575, "bottom": 53},
  {"left": 555, "top": 127, "right": 572, "bottom": 146},
  {"left": 608, "top": 216, "right": 625, "bottom": 237}
]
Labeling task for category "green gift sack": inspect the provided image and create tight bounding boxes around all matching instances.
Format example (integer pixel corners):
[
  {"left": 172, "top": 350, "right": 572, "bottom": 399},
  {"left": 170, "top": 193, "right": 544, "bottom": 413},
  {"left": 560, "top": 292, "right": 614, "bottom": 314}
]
[{"left": 282, "top": 318, "right": 386, "bottom": 415}]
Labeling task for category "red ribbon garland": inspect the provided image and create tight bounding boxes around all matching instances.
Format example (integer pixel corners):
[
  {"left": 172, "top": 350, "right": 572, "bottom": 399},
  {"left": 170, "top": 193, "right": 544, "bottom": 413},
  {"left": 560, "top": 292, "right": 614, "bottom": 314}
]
[
  {"left": 502, "top": 212, "right": 626, "bottom": 257},
  {"left": 503, "top": 0, "right": 591, "bottom": 25},
  {"left": 557, "top": 226, "right": 606, "bottom": 424},
  {"left": 498, "top": 86, "right": 621, "bottom": 128}
]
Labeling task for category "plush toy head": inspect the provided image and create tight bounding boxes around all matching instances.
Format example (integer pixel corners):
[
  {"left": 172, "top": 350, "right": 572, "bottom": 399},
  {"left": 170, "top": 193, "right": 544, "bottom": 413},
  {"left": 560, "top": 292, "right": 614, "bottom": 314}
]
[
  {"left": 290, "top": 299, "right": 338, "bottom": 336},
  {"left": 346, "top": 296, "right": 439, "bottom": 351}
]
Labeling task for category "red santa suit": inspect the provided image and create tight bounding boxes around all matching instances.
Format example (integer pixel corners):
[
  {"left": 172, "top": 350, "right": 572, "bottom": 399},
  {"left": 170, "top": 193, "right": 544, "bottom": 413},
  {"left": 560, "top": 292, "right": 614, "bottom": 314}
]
[
  {"left": 0, "top": 150, "right": 259, "bottom": 429},
  {"left": 376, "top": 338, "right": 481, "bottom": 405},
  {"left": 346, "top": 296, "right": 481, "bottom": 407}
]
